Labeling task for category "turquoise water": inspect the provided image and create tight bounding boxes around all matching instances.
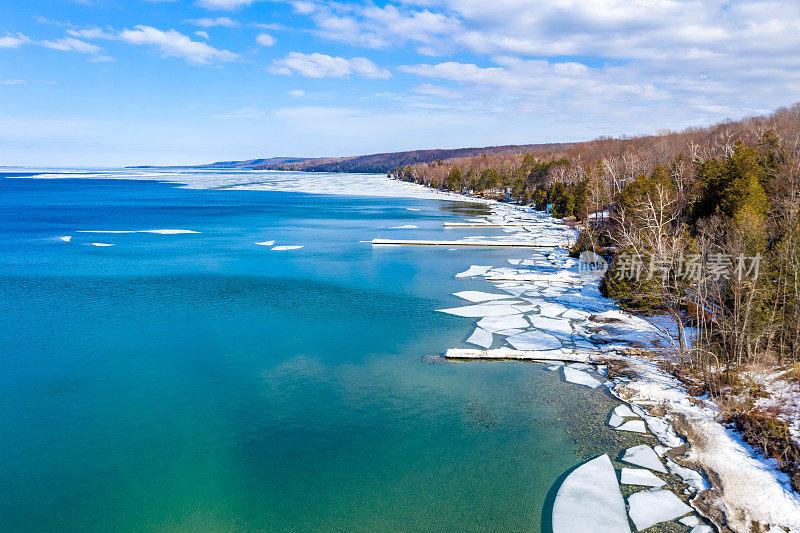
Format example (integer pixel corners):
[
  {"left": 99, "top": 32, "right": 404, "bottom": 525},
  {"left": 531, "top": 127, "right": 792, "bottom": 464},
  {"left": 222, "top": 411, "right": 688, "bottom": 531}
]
[{"left": 0, "top": 173, "right": 630, "bottom": 531}]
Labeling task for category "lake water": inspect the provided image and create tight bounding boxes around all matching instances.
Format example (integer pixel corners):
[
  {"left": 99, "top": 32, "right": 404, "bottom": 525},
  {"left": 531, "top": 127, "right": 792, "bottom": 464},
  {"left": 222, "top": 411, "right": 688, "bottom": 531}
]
[{"left": 0, "top": 171, "right": 635, "bottom": 532}]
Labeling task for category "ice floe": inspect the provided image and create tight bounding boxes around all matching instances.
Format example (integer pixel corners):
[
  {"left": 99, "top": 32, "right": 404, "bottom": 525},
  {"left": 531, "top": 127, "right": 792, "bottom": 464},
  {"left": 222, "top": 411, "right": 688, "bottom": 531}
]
[
  {"left": 141, "top": 229, "right": 200, "bottom": 234},
  {"left": 529, "top": 315, "right": 573, "bottom": 336},
  {"left": 608, "top": 412, "right": 625, "bottom": 427},
  {"left": 78, "top": 229, "right": 199, "bottom": 234},
  {"left": 626, "top": 488, "right": 692, "bottom": 530},
  {"left": 551, "top": 454, "right": 631, "bottom": 533},
  {"left": 613, "top": 405, "right": 639, "bottom": 419},
  {"left": 58, "top": 236, "right": 72, "bottom": 242},
  {"left": 614, "top": 420, "right": 648, "bottom": 433},
  {"left": 389, "top": 224, "right": 419, "bottom": 229},
  {"left": 89, "top": 242, "right": 115, "bottom": 247},
  {"left": 506, "top": 330, "right": 564, "bottom": 351},
  {"left": 620, "top": 468, "right": 666, "bottom": 487},
  {"left": 452, "top": 291, "right": 515, "bottom": 303},
  {"left": 455, "top": 265, "right": 492, "bottom": 278},
  {"left": 562, "top": 367, "right": 602, "bottom": 388},
  {"left": 437, "top": 303, "right": 528, "bottom": 318},
  {"left": 476, "top": 314, "right": 530, "bottom": 332},
  {"left": 254, "top": 240, "right": 275, "bottom": 246},
  {"left": 621, "top": 445, "right": 667, "bottom": 473},
  {"left": 271, "top": 245, "right": 303, "bottom": 251},
  {"left": 466, "top": 327, "right": 494, "bottom": 349}
]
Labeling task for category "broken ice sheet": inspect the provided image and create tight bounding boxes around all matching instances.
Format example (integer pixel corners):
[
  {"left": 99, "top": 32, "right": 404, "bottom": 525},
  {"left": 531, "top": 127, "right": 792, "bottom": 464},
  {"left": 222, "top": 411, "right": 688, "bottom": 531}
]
[
  {"left": 437, "top": 303, "right": 527, "bottom": 317},
  {"left": 562, "top": 367, "right": 603, "bottom": 388},
  {"left": 551, "top": 454, "right": 631, "bottom": 533},
  {"left": 452, "top": 290, "right": 515, "bottom": 303},
  {"left": 506, "top": 330, "right": 563, "bottom": 351},
  {"left": 627, "top": 489, "right": 692, "bottom": 531},
  {"left": 455, "top": 265, "right": 492, "bottom": 278},
  {"left": 620, "top": 468, "right": 666, "bottom": 487},
  {"left": 613, "top": 405, "right": 639, "bottom": 419},
  {"left": 621, "top": 445, "right": 667, "bottom": 473},
  {"left": 476, "top": 314, "right": 530, "bottom": 332},
  {"left": 614, "top": 420, "right": 648, "bottom": 433},
  {"left": 466, "top": 327, "right": 494, "bottom": 349}
]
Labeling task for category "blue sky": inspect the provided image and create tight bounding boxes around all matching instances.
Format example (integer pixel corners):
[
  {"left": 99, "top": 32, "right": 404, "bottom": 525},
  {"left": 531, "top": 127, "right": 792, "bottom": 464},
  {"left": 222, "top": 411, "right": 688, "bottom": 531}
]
[{"left": 1, "top": 0, "right": 799, "bottom": 166}]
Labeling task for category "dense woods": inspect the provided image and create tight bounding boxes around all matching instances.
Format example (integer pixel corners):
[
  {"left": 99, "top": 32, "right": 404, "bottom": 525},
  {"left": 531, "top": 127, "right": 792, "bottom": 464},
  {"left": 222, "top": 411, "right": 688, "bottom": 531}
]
[
  {"left": 253, "top": 143, "right": 572, "bottom": 173},
  {"left": 392, "top": 104, "right": 800, "bottom": 480}
]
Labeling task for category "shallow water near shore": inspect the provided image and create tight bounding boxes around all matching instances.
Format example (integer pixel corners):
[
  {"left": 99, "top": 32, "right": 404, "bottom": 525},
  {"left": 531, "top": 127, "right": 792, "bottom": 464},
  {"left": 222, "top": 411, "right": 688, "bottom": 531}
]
[{"left": 1, "top": 172, "right": 644, "bottom": 531}]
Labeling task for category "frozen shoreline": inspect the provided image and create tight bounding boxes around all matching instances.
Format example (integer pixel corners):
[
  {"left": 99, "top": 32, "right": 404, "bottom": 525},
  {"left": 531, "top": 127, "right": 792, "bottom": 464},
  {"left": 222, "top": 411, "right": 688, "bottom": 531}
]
[{"left": 424, "top": 195, "right": 800, "bottom": 532}]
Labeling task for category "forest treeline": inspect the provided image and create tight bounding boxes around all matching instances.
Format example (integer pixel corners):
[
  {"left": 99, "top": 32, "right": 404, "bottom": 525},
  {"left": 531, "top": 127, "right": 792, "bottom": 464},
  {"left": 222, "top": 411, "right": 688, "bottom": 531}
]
[
  {"left": 393, "top": 104, "right": 800, "bottom": 482},
  {"left": 253, "top": 143, "right": 572, "bottom": 173}
]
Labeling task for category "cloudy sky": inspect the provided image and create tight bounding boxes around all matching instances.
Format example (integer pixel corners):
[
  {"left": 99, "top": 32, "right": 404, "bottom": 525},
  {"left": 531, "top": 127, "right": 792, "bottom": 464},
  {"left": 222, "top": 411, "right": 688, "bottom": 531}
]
[{"left": 1, "top": 0, "right": 798, "bottom": 166}]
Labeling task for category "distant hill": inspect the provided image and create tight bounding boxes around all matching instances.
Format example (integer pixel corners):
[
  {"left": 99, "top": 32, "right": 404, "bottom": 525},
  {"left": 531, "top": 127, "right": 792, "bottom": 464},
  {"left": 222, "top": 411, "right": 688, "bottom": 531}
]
[
  {"left": 251, "top": 143, "right": 574, "bottom": 173},
  {"left": 128, "top": 156, "right": 313, "bottom": 170}
]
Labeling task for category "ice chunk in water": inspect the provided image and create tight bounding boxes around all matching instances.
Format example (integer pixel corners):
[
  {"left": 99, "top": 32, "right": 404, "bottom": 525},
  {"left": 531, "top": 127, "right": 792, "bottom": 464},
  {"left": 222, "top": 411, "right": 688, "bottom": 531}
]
[
  {"left": 89, "top": 242, "right": 115, "bottom": 247},
  {"left": 506, "top": 330, "right": 563, "bottom": 351},
  {"left": 476, "top": 314, "right": 529, "bottom": 332},
  {"left": 551, "top": 454, "right": 631, "bottom": 533},
  {"left": 620, "top": 468, "right": 666, "bottom": 487},
  {"left": 562, "top": 367, "right": 602, "bottom": 388},
  {"left": 529, "top": 316, "right": 573, "bottom": 336},
  {"left": 455, "top": 265, "right": 492, "bottom": 278},
  {"left": 608, "top": 412, "right": 624, "bottom": 427},
  {"left": 613, "top": 405, "right": 639, "bottom": 419},
  {"left": 466, "top": 327, "right": 493, "bottom": 349},
  {"left": 389, "top": 224, "right": 418, "bottom": 229},
  {"left": 614, "top": 420, "right": 647, "bottom": 433},
  {"left": 452, "top": 291, "right": 514, "bottom": 303},
  {"left": 621, "top": 445, "right": 667, "bottom": 473},
  {"left": 438, "top": 303, "right": 526, "bottom": 318},
  {"left": 58, "top": 236, "right": 72, "bottom": 242},
  {"left": 627, "top": 489, "right": 692, "bottom": 530},
  {"left": 254, "top": 240, "right": 275, "bottom": 246},
  {"left": 271, "top": 245, "right": 303, "bottom": 250}
]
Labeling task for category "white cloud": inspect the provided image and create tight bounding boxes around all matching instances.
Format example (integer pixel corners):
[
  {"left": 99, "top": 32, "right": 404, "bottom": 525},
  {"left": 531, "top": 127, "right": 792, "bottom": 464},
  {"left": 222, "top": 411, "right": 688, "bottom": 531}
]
[
  {"left": 302, "top": 3, "right": 458, "bottom": 49},
  {"left": 119, "top": 26, "right": 240, "bottom": 64},
  {"left": 195, "top": 30, "right": 209, "bottom": 39},
  {"left": 67, "top": 27, "right": 115, "bottom": 40},
  {"left": 185, "top": 17, "right": 239, "bottom": 27},
  {"left": 41, "top": 37, "right": 101, "bottom": 54},
  {"left": 211, "top": 106, "right": 266, "bottom": 119},
  {"left": 286, "top": 0, "right": 800, "bottom": 119},
  {"left": 0, "top": 33, "right": 30, "bottom": 49},
  {"left": 196, "top": 0, "right": 255, "bottom": 9},
  {"left": 412, "top": 83, "right": 463, "bottom": 99},
  {"left": 289, "top": 89, "right": 306, "bottom": 96},
  {"left": 1, "top": 79, "right": 26, "bottom": 85},
  {"left": 269, "top": 52, "right": 391, "bottom": 79},
  {"left": 256, "top": 33, "right": 275, "bottom": 46}
]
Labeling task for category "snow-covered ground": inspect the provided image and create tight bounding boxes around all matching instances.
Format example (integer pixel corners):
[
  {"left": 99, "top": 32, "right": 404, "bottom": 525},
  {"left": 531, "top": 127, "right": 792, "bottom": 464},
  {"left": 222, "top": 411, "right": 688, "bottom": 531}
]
[{"left": 430, "top": 199, "right": 800, "bottom": 532}]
